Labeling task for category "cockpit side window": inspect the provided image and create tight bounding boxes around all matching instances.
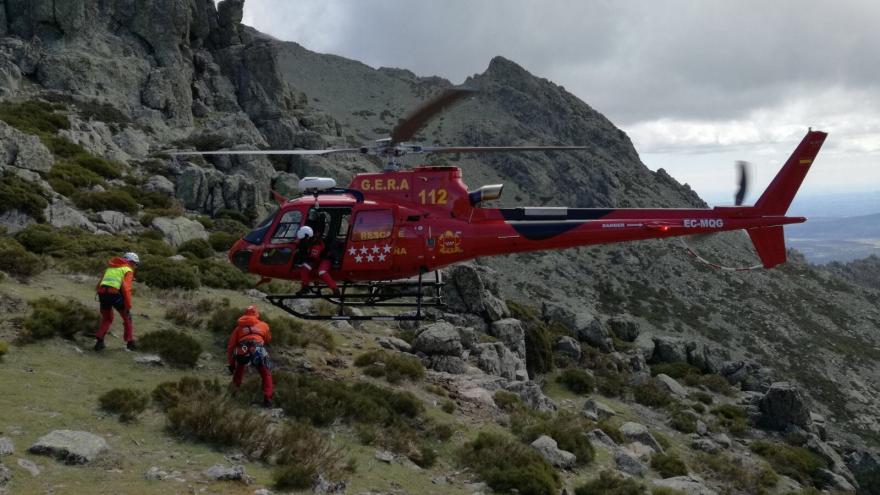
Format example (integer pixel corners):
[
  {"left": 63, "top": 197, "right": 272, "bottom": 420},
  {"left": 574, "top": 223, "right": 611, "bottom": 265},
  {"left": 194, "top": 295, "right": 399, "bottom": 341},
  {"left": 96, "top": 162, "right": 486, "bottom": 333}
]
[
  {"left": 243, "top": 209, "right": 278, "bottom": 244},
  {"left": 269, "top": 210, "right": 303, "bottom": 244}
]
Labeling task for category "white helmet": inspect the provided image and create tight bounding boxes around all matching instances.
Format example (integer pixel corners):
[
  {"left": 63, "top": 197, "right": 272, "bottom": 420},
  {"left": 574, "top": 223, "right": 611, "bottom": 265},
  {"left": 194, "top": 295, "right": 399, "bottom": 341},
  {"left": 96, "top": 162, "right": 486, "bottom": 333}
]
[
  {"left": 296, "top": 226, "right": 314, "bottom": 240},
  {"left": 122, "top": 252, "right": 140, "bottom": 265}
]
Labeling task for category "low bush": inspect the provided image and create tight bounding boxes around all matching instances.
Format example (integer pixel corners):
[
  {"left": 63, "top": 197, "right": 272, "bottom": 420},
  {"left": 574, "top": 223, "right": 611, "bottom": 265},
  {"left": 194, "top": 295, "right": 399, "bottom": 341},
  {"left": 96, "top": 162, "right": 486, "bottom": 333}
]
[
  {"left": 749, "top": 440, "right": 826, "bottom": 485},
  {"left": 598, "top": 418, "right": 626, "bottom": 444},
  {"left": 177, "top": 238, "right": 214, "bottom": 259},
  {"left": 207, "top": 306, "right": 242, "bottom": 334},
  {"left": 508, "top": 300, "right": 555, "bottom": 378},
  {"left": 138, "top": 329, "right": 203, "bottom": 367},
  {"left": 556, "top": 367, "right": 595, "bottom": 394},
  {"left": 152, "top": 377, "right": 223, "bottom": 411},
  {"left": 651, "top": 362, "right": 701, "bottom": 379},
  {"left": 73, "top": 189, "right": 138, "bottom": 214},
  {"left": 120, "top": 186, "right": 173, "bottom": 209},
  {"left": 354, "top": 349, "right": 425, "bottom": 383},
  {"left": 695, "top": 452, "right": 778, "bottom": 494},
  {"left": 0, "top": 340, "right": 9, "bottom": 361},
  {"left": 633, "top": 380, "right": 673, "bottom": 407},
  {"left": 0, "top": 172, "right": 48, "bottom": 221},
  {"left": 215, "top": 208, "right": 253, "bottom": 225},
  {"left": 669, "top": 410, "right": 698, "bottom": 434},
  {"left": 690, "top": 391, "right": 713, "bottom": 404},
  {"left": 47, "top": 162, "right": 104, "bottom": 196},
  {"left": 460, "top": 431, "right": 560, "bottom": 495},
  {"left": 74, "top": 154, "right": 123, "bottom": 179},
  {"left": 441, "top": 399, "right": 456, "bottom": 414},
  {"left": 195, "top": 259, "right": 253, "bottom": 290},
  {"left": 494, "top": 390, "right": 525, "bottom": 412},
  {"left": 595, "top": 366, "right": 628, "bottom": 397},
  {"left": 20, "top": 297, "right": 96, "bottom": 342},
  {"left": 651, "top": 488, "right": 686, "bottom": 495},
  {"left": 0, "top": 238, "right": 43, "bottom": 278},
  {"left": 690, "top": 402, "right": 706, "bottom": 414},
  {"left": 211, "top": 218, "right": 249, "bottom": 235},
  {"left": 208, "top": 231, "right": 240, "bottom": 251},
  {"left": 98, "top": 388, "right": 149, "bottom": 422},
  {"left": 164, "top": 303, "right": 203, "bottom": 328},
  {"left": 651, "top": 452, "right": 688, "bottom": 478},
  {"left": 14, "top": 224, "right": 73, "bottom": 255},
  {"left": 686, "top": 373, "right": 732, "bottom": 395},
  {"left": 137, "top": 256, "right": 200, "bottom": 290},
  {"left": 516, "top": 412, "right": 595, "bottom": 466},
  {"left": 711, "top": 404, "right": 749, "bottom": 436},
  {"left": 0, "top": 99, "right": 68, "bottom": 135},
  {"left": 575, "top": 470, "right": 644, "bottom": 495},
  {"left": 140, "top": 207, "right": 184, "bottom": 227}
]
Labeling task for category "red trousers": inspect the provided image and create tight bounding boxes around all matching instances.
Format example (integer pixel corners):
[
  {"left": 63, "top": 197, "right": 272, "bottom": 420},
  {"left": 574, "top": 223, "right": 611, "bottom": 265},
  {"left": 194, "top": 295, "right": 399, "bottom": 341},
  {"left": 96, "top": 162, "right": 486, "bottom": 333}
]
[
  {"left": 232, "top": 362, "right": 273, "bottom": 400},
  {"left": 299, "top": 259, "right": 338, "bottom": 291},
  {"left": 96, "top": 292, "right": 133, "bottom": 342}
]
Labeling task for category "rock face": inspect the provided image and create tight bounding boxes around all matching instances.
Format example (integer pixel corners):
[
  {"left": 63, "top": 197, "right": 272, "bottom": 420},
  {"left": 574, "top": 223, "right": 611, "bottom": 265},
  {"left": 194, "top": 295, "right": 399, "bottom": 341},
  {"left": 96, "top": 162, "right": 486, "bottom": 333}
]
[
  {"left": 555, "top": 336, "right": 581, "bottom": 361},
  {"left": 0, "top": 437, "right": 14, "bottom": 456},
  {"left": 151, "top": 216, "right": 209, "bottom": 247},
  {"left": 758, "top": 382, "right": 812, "bottom": 430},
  {"left": 619, "top": 422, "right": 663, "bottom": 452},
  {"left": 475, "top": 342, "right": 527, "bottom": 381},
  {"left": 28, "top": 430, "right": 108, "bottom": 464},
  {"left": 203, "top": 464, "right": 251, "bottom": 483},
  {"left": 0, "top": 121, "right": 54, "bottom": 173},
  {"left": 443, "top": 264, "right": 509, "bottom": 322},
  {"left": 505, "top": 381, "right": 557, "bottom": 413},
  {"left": 615, "top": 448, "right": 645, "bottom": 475},
  {"left": 655, "top": 374, "right": 687, "bottom": 397},
  {"left": 530, "top": 435, "right": 576, "bottom": 469},
  {"left": 412, "top": 322, "right": 463, "bottom": 356},
  {"left": 488, "top": 318, "right": 526, "bottom": 359}
]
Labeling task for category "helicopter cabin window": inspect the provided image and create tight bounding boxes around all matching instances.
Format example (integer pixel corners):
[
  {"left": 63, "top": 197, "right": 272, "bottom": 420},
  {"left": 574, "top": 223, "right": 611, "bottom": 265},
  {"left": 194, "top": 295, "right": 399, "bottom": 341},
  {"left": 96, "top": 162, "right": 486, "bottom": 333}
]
[
  {"left": 269, "top": 210, "right": 303, "bottom": 244},
  {"left": 243, "top": 209, "right": 278, "bottom": 244},
  {"left": 352, "top": 209, "right": 393, "bottom": 242}
]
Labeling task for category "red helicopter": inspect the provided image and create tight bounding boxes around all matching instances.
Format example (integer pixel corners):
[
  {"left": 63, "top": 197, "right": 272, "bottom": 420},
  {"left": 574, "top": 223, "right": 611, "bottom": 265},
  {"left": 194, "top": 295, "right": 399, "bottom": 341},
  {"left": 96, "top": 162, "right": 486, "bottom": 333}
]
[{"left": 172, "top": 88, "right": 827, "bottom": 321}]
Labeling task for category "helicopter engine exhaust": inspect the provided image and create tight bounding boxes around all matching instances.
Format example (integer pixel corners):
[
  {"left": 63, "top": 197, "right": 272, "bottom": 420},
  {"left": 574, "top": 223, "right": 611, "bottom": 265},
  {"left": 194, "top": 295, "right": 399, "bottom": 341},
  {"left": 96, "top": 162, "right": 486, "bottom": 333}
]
[{"left": 468, "top": 184, "right": 504, "bottom": 206}]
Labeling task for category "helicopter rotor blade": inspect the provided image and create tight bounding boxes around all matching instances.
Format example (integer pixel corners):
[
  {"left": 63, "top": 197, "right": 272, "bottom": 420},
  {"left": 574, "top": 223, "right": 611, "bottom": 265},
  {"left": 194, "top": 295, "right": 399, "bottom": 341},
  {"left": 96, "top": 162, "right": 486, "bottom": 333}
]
[
  {"left": 390, "top": 87, "right": 477, "bottom": 145},
  {"left": 735, "top": 160, "right": 750, "bottom": 206},
  {"left": 416, "top": 145, "right": 589, "bottom": 154},
  {"left": 165, "top": 148, "right": 364, "bottom": 156}
]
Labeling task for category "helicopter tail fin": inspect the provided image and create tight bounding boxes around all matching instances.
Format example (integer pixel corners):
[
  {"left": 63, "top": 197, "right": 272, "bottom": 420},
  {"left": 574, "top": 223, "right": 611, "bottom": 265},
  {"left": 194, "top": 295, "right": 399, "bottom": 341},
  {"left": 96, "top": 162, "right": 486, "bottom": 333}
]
[
  {"left": 747, "top": 226, "right": 787, "bottom": 268},
  {"left": 753, "top": 130, "right": 827, "bottom": 215}
]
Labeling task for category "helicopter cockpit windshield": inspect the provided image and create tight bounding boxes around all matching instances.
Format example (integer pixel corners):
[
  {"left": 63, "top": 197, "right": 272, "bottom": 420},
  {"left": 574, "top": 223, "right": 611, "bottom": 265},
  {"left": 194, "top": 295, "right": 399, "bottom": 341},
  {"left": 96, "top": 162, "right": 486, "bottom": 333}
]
[{"left": 243, "top": 209, "right": 278, "bottom": 244}]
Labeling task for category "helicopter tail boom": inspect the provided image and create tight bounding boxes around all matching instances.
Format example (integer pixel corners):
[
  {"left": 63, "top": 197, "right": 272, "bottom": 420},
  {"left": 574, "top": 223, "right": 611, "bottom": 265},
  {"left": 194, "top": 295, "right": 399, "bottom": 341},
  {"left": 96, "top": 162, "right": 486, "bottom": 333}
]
[{"left": 753, "top": 130, "right": 827, "bottom": 215}]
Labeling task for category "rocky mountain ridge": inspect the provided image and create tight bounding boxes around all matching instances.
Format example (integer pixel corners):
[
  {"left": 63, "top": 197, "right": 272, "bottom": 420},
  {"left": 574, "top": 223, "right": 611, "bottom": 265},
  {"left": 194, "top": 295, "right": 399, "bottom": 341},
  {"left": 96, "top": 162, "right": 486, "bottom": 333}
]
[{"left": 0, "top": 1, "right": 878, "bottom": 494}]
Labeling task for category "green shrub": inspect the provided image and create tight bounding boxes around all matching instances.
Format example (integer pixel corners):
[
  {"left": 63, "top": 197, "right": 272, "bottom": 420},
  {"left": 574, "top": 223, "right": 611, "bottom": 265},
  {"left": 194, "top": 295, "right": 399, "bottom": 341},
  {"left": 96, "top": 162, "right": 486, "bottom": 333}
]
[
  {"left": 695, "top": 452, "right": 778, "bottom": 494},
  {"left": 690, "top": 402, "right": 706, "bottom": 414},
  {"left": 0, "top": 99, "right": 69, "bottom": 134},
  {"left": 690, "top": 391, "right": 713, "bottom": 404},
  {"left": 598, "top": 418, "right": 626, "bottom": 444},
  {"left": 494, "top": 390, "right": 525, "bottom": 412},
  {"left": 0, "top": 340, "right": 9, "bottom": 361},
  {"left": 272, "top": 465, "right": 314, "bottom": 490},
  {"left": 441, "top": 399, "right": 456, "bottom": 414},
  {"left": 207, "top": 306, "right": 242, "bottom": 334},
  {"left": 137, "top": 256, "right": 200, "bottom": 290},
  {"left": 47, "top": 163, "right": 103, "bottom": 196},
  {"left": 74, "top": 154, "right": 123, "bottom": 179},
  {"left": 575, "top": 470, "right": 644, "bottom": 495},
  {"left": 460, "top": 431, "right": 560, "bottom": 495},
  {"left": 689, "top": 373, "right": 732, "bottom": 395},
  {"left": 595, "top": 366, "right": 628, "bottom": 397},
  {"left": 651, "top": 362, "right": 700, "bottom": 379},
  {"left": 14, "top": 224, "right": 73, "bottom": 255},
  {"left": 669, "top": 410, "right": 698, "bottom": 433},
  {"left": 98, "top": 388, "right": 149, "bottom": 422},
  {"left": 633, "top": 380, "right": 672, "bottom": 407},
  {"left": 651, "top": 488, "right": 686, "bottom": 495},
  {"left": 270, "top": 317, "right": 336, "bottom": 352},
  {"left": 164, "top": 303, "right": 203, "bottom": 328},
  {"left": 0, "top": 173, "right": 49, "bottom": 221},
  {"left": 120, "top": 186, "right": 173, "bottom": 209},
  {"left": 354, "top": 349, "right": 425, "bottom": 383},
  {"left": 20, "top": 297, "right": 96, "bottom": 342},
  {"left": 517, "top": 412, "right": 595, "bottom": 466},
  {"left": 215, "top": 208, "right": 253, "bottom": 225},
  {"left": 508, "top": 300, "right": 555, "bottom": 378},
  {"left": 138, "top": 329, "right": 203, "bottom": 367},
  {"left": 73, "top": 189, "right": 138, "bottom": 214},
  {"left": 177, "top": 238, "right": 213, "bottom": 259},
  {"left": 556, "top": 367, "right": 595, "bottom": 394},
  {"left": 211, "top": 218, "right": 249, "bottom": 235},
  {"left": 0, "top": 238, "right": 43, "bottom": 278},
  {"left": 270, "top": 372, "right": 423, "bottom": 427},
  {"left": 749, "top": 440, "right": 826, "bottom": 485},
  {"left": 711, "top": 404, "right": 749, "bottom": 436},
  {"left": 195, "top": 259, "right": 252, "bottom": 290},
  {"left": 652, "top": 430, "right": 672, "bottom": 450},
  {"left": 208, "top": 231, "right": 240, "bottom": 251},
  {"left": 152, "top": 377, "right": 223, "bottom": 411},
  {"left": 651, "top": 452, "right": 688, "bottom": 478}
]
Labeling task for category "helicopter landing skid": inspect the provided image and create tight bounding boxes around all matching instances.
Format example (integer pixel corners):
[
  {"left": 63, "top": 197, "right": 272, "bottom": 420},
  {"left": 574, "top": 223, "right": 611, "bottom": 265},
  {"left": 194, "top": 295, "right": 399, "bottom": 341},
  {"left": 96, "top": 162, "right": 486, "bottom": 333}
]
[{"left": 264, "top": 271, "right": 445, "bottom": 321}]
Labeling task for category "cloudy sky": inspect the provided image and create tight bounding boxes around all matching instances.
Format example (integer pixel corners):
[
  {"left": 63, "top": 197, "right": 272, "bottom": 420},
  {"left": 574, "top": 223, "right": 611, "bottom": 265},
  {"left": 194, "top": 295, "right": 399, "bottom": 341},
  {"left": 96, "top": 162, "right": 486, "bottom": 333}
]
[{"left": 237, "top": 0, "right": 880, "bottom": 205}]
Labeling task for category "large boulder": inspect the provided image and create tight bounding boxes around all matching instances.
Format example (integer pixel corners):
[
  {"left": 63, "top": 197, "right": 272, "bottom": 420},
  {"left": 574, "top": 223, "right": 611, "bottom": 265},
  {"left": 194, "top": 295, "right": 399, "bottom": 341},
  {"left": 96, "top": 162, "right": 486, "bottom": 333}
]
[
  {"left": 721, "top": 360, "right": 775, "bottom": 392},
  {"left": 0, "top": 121, "right": 54, "bottom": 173},
  {"left": 45, "top": 200, "right": 97, "bottom": 232},
  {"left": 488, "top": 318, "right": 526, "bottom": 359},
  {"left": 474, "top": 342, "right": 528, "bottom": 381},
  {"left": 652, "top": 336, "right": 688, "bottom": 363},
  {"left": 651, "top": 476, "right": 717, "bottom": 494},
  {"left": 758, "top": 382, "right": 812, "bottom": 430},
  {"left": 555, "top": 336, "right": 581, "bottom": 361},
  {"left": 608, "top": 315, "right": 641, "bottom": 342},
  {"left": 427, "top": 355, "right": 467, "bottom": 374},
  {"left": 686, "top": 342, "right": 728, "bottom": 374},
  {"left": 530, "top": 435, "right": 576, "bottom": 469},
  {"left": 151, "top": 215, "right": 209, "bottom": 247},
  {"left": 95, "top": 210, "right": 140, "bottom": 234},
  {"left": 505, "top": 381, "right": 557, "bottom": 413},
  {"left": 29, "top": 430, "right": 108, "bottom": 464},
  {"left": 618, "top": 422, "right": 663, "bottom": 453},
  {"left": 144, "top": 175, "right": 175, "bottom": 196},
  {"left": 0, "top": 437, "right": 13, "bottom": 456},
  {"left": 443, "top": 264, "right": 509, "bottom": 322},
  {"left": 412, "top": 322, "right": 463, "bottom": 356},
  {"left": 548, "top": 305, "right": 611, "bottom": 351},
  {"left": 615, "top": 448, "right": 645, "bottom": 476},
  {"left": 655, "top": 374, "right": 687, "bottom": 397}
]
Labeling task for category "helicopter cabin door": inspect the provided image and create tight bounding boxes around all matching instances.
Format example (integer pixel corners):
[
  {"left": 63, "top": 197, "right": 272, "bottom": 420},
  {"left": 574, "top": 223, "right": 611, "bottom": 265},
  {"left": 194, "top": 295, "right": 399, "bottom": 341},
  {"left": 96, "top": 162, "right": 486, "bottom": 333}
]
[{"left": 343, "top": 208, "right": 395, "bottom": 273}]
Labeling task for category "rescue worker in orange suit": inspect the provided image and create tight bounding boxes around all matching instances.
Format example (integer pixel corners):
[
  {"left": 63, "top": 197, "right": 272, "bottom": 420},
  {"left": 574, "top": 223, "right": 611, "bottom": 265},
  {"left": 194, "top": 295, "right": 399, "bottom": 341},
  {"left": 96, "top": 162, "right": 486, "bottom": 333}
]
[
  {"left": 226, "top": 305, "right": 274, "bottom": 407},
  {"left": 94, "top": 252, "right": 139, "bottom": 351},
  {"left": 295, "top": 226, "right": 339, "bottom": 295}
]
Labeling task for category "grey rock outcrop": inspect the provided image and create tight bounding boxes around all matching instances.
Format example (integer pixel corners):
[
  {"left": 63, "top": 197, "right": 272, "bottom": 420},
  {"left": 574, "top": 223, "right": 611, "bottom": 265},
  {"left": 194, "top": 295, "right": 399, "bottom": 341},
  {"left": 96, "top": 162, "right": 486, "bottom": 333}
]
[
  {"left": 583, "top": 398, "right": 616, "bottom": 421},
  {"left": 615, "top": 448, "right": 645, "bottom": 476},
  {"left": 95, "top": 210, "right": 140, "bottom": 234},
  {"left": 475, "top": 342, "right": 527, "bottom": 381},
  {"left": 17, "top": 458, "right": 40, "bottom": 476},
  {"left": 555, "top": 336, "right": 581, "bottom": 361},
  {"left": 29, "top": 430, "right": 108, "bottom": 464},
  {"left": 652, "top": 336, "right": 689, "bottom": 363},
  {"left": 721, "top": 360, "right": 775, "bottom": 392},
  {"left": 814, "top": 468, "right": 856, "bottom": 492},
  {"left": 530, "top": 435, "right": 576, "bottom": 469},
  {"left": 587, "top": 429, "right": 617, "bottom": 448},
  {"left": 619, "top": 422, "right": 663, "bottom": 452},
  {"left": 412, "top": 322, "right": 463, "bottom": 356},
  {"left": 204, "top": 464, "right": 251, "bottom": 483},
  {"left": 758, "top": 381, "right": 812, "bottom": 430},
  {"left": 0, "top": 121, "right": 54, "bottom": 173},
  {"left": 655, "top": 374, "right": 687, "bottom": 397},
  {"left": 505, "top": 381, "right": 557, "bottom": 413},
  {"left": 151, "top": 216, "right": 208, "bottom": 247},
  {"left": 608, "top": 316, "right": 641, "bottom": 342},
  {"left": 376, "top": 336, "right": 412, "bottom": 353},
  {"left": 651, "top": 476, "right": 717, "bottom": 494},
  {"left": 488, "top": 318, "right": 526, "bottom": 359},
  {"left": 45, "top": 200, "right": 97, "bottom": 232},
  {"left": 427, "top": 355, "right": 467, "bottom": 374},
  {"left": 443, "top": 264, "right": 509, "bottom": 322},
  {"left": 144, "top": 175, "right": 175, "bottom": 196},
  {"left": 0, "top": 462, "right": 10, "bottom": 487},
  {"left": 0, "top": 438, "right": 12, "bottom": 456}
]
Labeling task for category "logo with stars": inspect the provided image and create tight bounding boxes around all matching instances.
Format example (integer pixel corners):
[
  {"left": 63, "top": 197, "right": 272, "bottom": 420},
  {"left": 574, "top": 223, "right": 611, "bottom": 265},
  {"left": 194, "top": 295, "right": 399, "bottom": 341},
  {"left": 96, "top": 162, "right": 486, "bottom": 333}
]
[{"left": 348, "top": 243, "right": 393, "bottom": 264}]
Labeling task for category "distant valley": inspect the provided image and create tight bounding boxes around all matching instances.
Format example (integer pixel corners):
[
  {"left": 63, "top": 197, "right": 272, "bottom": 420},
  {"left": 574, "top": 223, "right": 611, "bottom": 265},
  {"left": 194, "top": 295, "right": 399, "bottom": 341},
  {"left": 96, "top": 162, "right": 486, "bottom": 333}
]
[{"left": 786, "top": 212, "right": 880, "bottom": 263}]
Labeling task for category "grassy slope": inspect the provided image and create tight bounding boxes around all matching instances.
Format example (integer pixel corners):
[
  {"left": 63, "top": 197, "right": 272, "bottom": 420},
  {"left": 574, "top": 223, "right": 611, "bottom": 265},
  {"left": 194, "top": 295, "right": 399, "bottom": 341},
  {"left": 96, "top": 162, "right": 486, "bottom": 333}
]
[{"left": 0, "top": 272, "right": 471, "bottom": 495}]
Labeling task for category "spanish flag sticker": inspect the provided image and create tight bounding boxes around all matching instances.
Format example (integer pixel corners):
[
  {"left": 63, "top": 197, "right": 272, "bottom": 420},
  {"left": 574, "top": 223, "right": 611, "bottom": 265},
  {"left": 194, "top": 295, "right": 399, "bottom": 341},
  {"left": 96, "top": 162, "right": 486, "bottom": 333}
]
[{"left": 799, "top": 159, "right": 812, "bottom": 165}]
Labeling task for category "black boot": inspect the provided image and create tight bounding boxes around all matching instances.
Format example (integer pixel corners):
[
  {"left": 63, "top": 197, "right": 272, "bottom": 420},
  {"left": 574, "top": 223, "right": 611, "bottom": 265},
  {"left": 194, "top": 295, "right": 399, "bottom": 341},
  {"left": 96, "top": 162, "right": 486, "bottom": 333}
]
[
  {"left": 262, "top": 396, "right": 273, "bottom": 408},
  {"left": 126, "top": 340, "right": 138, "bottom": 351},
  {"left": 94, "top": 339, "right": 105, "bottom": 351}
]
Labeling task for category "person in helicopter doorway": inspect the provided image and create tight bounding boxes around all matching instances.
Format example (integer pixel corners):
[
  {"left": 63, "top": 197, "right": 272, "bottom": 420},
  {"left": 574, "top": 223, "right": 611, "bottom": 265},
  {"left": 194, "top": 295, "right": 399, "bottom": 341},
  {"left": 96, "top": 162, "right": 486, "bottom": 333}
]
[
  {"left": 226, "top": 305, "right": 274, "bottom": 407},
  {"left": 294, "top": 225, "right": 340, "bottom": 295}
]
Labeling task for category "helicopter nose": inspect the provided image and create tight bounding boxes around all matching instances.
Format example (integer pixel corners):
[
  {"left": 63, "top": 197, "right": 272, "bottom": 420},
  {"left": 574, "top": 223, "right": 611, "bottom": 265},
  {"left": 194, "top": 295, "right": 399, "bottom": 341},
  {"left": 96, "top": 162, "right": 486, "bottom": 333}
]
[{"left": 228, "top": 239, "right": 253, "bottom": 273}]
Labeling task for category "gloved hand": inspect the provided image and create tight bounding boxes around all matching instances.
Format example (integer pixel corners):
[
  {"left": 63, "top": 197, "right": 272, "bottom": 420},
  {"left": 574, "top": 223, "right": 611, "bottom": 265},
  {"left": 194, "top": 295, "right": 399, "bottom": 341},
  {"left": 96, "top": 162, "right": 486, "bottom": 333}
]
[{"left": 227, "top": 364, "right": 235, "bottom": 375}]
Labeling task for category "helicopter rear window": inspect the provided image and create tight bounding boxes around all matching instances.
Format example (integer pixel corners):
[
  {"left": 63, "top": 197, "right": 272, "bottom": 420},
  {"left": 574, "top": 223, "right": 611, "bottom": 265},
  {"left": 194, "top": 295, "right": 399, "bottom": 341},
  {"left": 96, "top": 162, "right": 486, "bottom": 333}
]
[
  {"left": 243, "top": 209, "right": 278, "bottom": 244},
  {"left": 352, "top": 209, "right": 393, "bottom": 241},
  {"left": 269, "top": 210, "right": 303, "bottom": 244}
]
